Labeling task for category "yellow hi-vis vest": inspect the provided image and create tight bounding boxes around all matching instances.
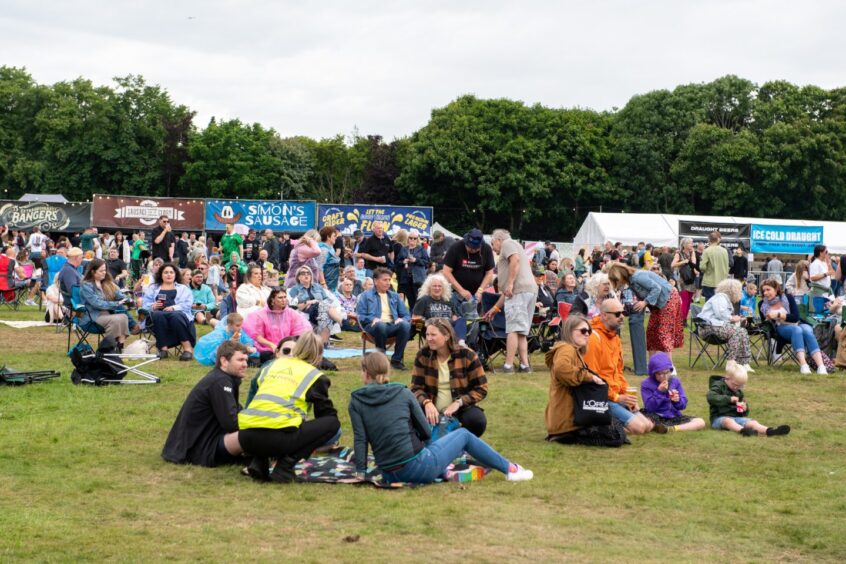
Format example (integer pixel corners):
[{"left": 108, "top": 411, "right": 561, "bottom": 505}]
[{"left": 238, "top": 359, "right": 322, "bottom": 430}]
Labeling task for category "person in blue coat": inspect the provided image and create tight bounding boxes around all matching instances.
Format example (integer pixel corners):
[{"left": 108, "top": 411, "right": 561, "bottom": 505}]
[
  {"left": 194, "top": 313, "right": 259, "bottom": 366},
  {"left": 396, "top": 229, "right": 430, "bottom": 312},
  {"left": 78, "top": 258, "right": 139, "bottom": 346}
]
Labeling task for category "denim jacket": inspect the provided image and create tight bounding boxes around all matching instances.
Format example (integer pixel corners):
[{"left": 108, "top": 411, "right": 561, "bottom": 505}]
[
  {"left": 356, "top": 288, "right": 411, "bottom": 327},
  {"left": 79, "top": 281, "right": 129, "bottom": 326},
  {"left": 630, "top": 270, "right": 671, "bottom": 309}
]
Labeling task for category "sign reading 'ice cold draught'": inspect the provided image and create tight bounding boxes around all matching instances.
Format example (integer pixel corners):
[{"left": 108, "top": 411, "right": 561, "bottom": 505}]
[
  {"left": 318, "top": 204, "right": 433, "bottom": 237},
  {"left": 750, "top": 224, "right": 824, "bottom": 255},
  {"left": 204, "top": 200, "right": 317, "bottom": 231}
]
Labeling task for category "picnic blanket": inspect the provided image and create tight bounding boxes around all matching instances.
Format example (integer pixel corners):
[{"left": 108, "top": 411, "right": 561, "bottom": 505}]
[
  {"left": 322, "top": 348, "right": 363, "bottom": 359},
  {"left": 0, "top": 320, "right": 53, "bottom": 329},
  {"left": 285, "top": 446, "right": 490, "bottom": 488}
]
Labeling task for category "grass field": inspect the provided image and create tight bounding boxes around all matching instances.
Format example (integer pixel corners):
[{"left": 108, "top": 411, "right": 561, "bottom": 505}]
[{"left": 1, "top": 306, "right": 845, "bottom": 562}]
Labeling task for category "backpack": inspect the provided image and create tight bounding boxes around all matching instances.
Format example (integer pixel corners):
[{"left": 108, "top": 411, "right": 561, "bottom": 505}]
[{"left": 69, "top": 338, "right": 125, "bottom": 385}]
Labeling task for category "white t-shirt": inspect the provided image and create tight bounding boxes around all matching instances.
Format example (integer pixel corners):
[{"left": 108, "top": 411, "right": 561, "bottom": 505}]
[
  {"left": 27, "top": 233, "right": 46, "bottom": 253},
  {"left": 809, "top": 259, "right": 830, "bottom": 288}
]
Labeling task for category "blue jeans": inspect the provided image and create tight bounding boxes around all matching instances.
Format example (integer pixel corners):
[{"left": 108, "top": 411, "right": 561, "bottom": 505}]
[
  {"left": 776, "top": 323, "right": 820, "bottom": 355},
  {"left": 609, "top": 401, "right": 638, "bottom": 425},
  {"left": 364, "top": 320, "right": 411, "bottom": 363},
  {"left": 628, "top": 312, "right": 647, "bottom": 375},
  {"left": 382, "top": 428, "right": 510, "bottom": 484},
  {"left": 702, "top": 286, "right": 715, "bottom": 300},
  {"left": 712, "top": 416, "right": 751, "bottom": 430}
]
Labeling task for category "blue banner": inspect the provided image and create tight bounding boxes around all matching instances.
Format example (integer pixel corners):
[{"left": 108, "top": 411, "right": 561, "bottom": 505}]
[
  {"left": 204, "top": 200, "right": 316, "bottom": 231},
  {"left": 318, "top": 204, "right": 433, "bottom": 237},
  {"left": 750, "top": 224, "right": 823, "bottom": 254}
]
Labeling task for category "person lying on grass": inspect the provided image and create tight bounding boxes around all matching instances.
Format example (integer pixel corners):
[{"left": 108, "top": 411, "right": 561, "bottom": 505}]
[
  {"left": 706, "top": 360, "right": 790, "bottom": 437},
  {"left": 348, "top": 351, "right": 533, "bottom": 484},
  {"left": 640, "top": 352, "right": 706, "bottom": 433},
  {"left": 161, "top": 341, "right": 249, "bottom": 467}
]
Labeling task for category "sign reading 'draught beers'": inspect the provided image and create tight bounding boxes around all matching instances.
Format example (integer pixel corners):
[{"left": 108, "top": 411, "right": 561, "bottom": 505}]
[
  {"left": 91, "top": 195, "right": 206, "bottom": 230},
  {"left": 0, "top": 200, "right": 92, "bottom": 232}
]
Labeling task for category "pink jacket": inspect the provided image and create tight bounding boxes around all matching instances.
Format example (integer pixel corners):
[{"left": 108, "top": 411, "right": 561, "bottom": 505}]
[{"left": 242, "top": 306, "right": 311, "bottom": 352}]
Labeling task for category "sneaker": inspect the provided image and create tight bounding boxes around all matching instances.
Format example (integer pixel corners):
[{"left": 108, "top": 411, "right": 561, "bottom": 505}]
[
  {"left": 766, "top": 425, "right": 791, "bottom": 437},
  {"left": 246, "top": 457, "right": 270, "bottom": 482},
  {"left": 741, "top": 427, "right": 758, "bottom": 437},
  {"left": 329, "top": 334, "right": 343, "bottom": 343},
  {"left": 816, "top": 365, "right": 829, "bottom": 375},
  {"left": 517, "top": 364, "right": 533, "bottom": 373},
  {"left": 24, "top": 299, "right": 37, "bottom": 306},
  {"left": 390, "top": 360, "right": 406, "bottom": 371},
  {"left": 799, "top": 364, "right": 812, "bottom": 375},
  {"left": 652, "top": 423, "right": 668, "bottom": 434},
  {"left": 179, "top": 351, "right": 194, "bottom": 362},
  {"left": 270, "top": 456, "right": 298, "bottom": 483},
  {"left": 499, "top": 365, "right": 515, "bottom": 374},
  {"left": 506, "top": 464, "right": 534, "bottom": 482}
]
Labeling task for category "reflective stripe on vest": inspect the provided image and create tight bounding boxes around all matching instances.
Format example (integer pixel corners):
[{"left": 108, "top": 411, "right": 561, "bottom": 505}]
[{"left": 238, "top": 362, "right": 322, "bottom": 430}]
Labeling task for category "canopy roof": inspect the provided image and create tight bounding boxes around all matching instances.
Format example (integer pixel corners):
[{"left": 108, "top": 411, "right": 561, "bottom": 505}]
[
  {"left": 573, "top": 212, "right": 846, "bottom": 254},
  {"left": 18, "top": 193, "right": 69, "bottom": 203}
]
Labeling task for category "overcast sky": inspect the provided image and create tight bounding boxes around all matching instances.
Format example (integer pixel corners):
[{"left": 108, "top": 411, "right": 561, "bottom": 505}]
[{"left": 3, "top": 1, "right": 845, "bottom": 140}]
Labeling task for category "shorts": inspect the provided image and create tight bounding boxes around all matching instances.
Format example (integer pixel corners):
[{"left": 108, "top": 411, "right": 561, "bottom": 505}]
[
  {"left": 712, "top": 416, "right": 751, "bottom": 430},
  {"left": 608, "top": 401, "right": 638, "bottom": 425},
  {"left": 504, "top": 291, "right": 535, "bottom": 334}
]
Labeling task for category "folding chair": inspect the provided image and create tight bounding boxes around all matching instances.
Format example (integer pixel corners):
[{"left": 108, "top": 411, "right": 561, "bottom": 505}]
[
  {"left": 476, "top": 292, "right": 507, "bottom": 370},
  {"left": 361, "top": 331, "right": 396, "bottom": 353},
  {"left": 70, "top": 338, "right": 160, "bottom": 385},
  {"left": 759, "top": 320, "right": 799, "bottom": 367},
  {"left": 688, "top": 318, "right": 730, "bottom": 369},
  {"left": 66, "top": 285, "right": 106, "bottom": 352},
  {"left": 547, "top": 302, "right": 572, "bottom": 340}
]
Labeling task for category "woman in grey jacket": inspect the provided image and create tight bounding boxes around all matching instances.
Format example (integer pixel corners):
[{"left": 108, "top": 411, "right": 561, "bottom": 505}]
[
  {"left": 348, "top": 352, "right": 532, "bottom": 484},
  {"left": 695, "top": 278, "right": 753, "bottom": 371}
]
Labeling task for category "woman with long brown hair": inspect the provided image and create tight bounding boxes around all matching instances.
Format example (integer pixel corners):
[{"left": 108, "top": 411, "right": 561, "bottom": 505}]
[{"left": 79, "top": 258, "right": 138, "bottom": 345}]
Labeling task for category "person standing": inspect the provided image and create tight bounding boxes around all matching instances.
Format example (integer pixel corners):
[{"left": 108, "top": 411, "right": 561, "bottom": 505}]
[
  {"left": 441, "top": 228, "right": 495, "bottom": 311},
  {"left": 428, "top": 230, "right": 454, "bottom": 272},
  {"left": 698, "top": 231, "right": 729, "bottom": 301},
  {"left": 151, "top": 216, "right": 175, "bottom": 262},
  {"left": 219, "top": 223, "right": 243, "bottom": 264},
  {"left": 484, "top": 229, "right": 537, "bottom": 373},
  {"left": 357, "top": 221, "right": 393, "bottom": 274},
  {"left": 175, "top": 232, "right": 190, "bottom": 268},
  {"left": 262, "top": 229, "right": 281, "bottom": 271},
  {"left": 729, "top": 247, "right": 749, "bottom": 282}
]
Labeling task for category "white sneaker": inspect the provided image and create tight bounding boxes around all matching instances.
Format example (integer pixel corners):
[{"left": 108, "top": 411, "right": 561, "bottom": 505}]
[
  {"left": 799, "top": 364, "right": 812, "bottom": 374},
  {"left": 817, "top": 365, "right": 829, "bottom": 375},
  {"left": 506, "top": 464, "right": 533, "bottom": 482},
  {"left": 25, "top": 299, "right": 36, "bottom": 306}
]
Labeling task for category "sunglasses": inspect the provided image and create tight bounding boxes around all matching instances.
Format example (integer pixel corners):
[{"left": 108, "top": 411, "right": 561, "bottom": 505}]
[
  {"left": 578, "top": 327, "right": 592, "bottom": 336},
  {"left": 280, "top": 347, "right": 293, "bottom": 354},
  {"left": 606, "top": 310, "right": 625, "bottom": 317}
]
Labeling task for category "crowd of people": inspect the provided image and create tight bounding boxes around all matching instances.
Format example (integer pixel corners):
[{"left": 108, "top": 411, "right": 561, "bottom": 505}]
[{"left": 4, "top": 220, "right": 825, "bottom": 483}]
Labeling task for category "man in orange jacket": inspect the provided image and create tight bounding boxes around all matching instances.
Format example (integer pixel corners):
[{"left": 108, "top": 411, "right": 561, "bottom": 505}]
[{"left": 582, "top": 298, "right": 664, "bottom": 435}]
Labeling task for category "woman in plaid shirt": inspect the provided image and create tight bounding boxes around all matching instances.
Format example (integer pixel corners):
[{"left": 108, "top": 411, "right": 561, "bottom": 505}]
[{"left": 411, "top": 318, "right": 489, "bottom": 437}]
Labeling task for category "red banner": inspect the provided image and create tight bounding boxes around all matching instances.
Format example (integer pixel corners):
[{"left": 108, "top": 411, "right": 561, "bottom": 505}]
[{"left": 91, "top": 195, "right": 205, "bottom": 230}]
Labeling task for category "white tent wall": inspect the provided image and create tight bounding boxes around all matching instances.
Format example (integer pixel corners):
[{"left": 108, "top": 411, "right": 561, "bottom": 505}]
[{"left": 573, "top": 212, "right": 846, "bottom": 255}]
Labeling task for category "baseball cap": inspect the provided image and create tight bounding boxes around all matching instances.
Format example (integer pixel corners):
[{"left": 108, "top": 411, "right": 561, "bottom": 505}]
[
  {"left": 353, "top": 230, "right": 363, "bottom": 238},
  {"left": 463, "top": 228, "right": 483, "bottom": 249}
]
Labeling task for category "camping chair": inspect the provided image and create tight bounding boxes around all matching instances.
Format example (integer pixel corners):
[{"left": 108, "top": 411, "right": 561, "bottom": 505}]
[
  {"left": 69, "top": 337, "right": 160, "bottom": 385},
  {"left": 0, "top": 365, "right": 61, "bottom": 385},
  {"left": 529, "top": 306, "right": 557, "bottom": 353},
  {"left": 475, "top": 292, "right": 508, "bottom": 371},
  {"left": 688, "top": 318, "right": 730, "bottom": 369},
  {"left": 759, "top": 320, "right": 800, "bottom": 367},
  {"left": 361, "top": 331, "right": 396, "bottom": 353},
  {"left": 547, "top": 302, "right": 572, "bottom": 340},
  {"left": 66, "top": 285, "right": 106, "bottom": 352}
]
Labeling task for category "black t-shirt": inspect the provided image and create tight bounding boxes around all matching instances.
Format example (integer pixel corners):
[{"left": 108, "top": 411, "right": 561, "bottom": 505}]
[
  {"left": 412, "top": 295, "right": 459, "bottom": 319},
  {"left": 442, "top": 241, "right": 495, "bottom": 295},
  {"left": 359, "top": 234, "right": 393, "bottom": 270},
  {"left": 106, "top": 258, "right": 127, "bottom": 279},
  {"left": 243, "top": 237, "right": 262, "bottom": 262},
  {"left": 151, "top": 226, "right": 174, "bottom": 261}
]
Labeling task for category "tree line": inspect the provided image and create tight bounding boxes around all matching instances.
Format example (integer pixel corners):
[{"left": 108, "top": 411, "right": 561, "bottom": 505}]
[{"left": 2, "top": 67, "right": 845, "bottom": 240}]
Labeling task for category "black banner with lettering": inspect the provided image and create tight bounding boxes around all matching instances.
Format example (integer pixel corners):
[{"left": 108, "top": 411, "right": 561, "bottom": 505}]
[{"left": 0, "top": 200, "right": 91, "bottom": 232}]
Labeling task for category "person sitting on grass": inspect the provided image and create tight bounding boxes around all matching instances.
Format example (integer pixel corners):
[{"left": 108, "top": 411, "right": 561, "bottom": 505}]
[
  {"left": 411, "top": 318, "right": 489, "bottom": 437},
  {"left": 240, "top": 331, "right": 341, "bottom": 483},
  {"left": 194, "top": 313, "right": 259, "bottom": 366},
  {"left": 348, "top": 351, "right": 533, "bottom": 484},
  {"left": 242, "top": 287, "right": 311, "bottom": 365},
  {"left": 706, "top": 360, "right": 791, "bottom": 437},
  {"left": 189, "top": 268, "right": 217, "bottom": 325},
  {"left": 640, "top": 352, "right": 706, "bottom": 433},
  {"left": 161, "top": 341, "right": 249, "bottom": 467}
]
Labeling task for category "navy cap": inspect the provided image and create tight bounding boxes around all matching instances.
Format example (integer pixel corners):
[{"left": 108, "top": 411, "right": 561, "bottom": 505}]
[{"left": 463, "top": 228, "right": 483, "bottom": 249}]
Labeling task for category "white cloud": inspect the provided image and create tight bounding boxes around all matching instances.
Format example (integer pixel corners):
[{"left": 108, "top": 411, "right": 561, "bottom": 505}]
[{"left": 2, "top": 0, "right": 845, "bottom": 139}]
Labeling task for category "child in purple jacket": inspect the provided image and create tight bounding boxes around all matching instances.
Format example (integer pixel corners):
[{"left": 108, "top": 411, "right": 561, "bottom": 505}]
[{"left": 640, "top": 353, "right": 706, "bottom": 432}]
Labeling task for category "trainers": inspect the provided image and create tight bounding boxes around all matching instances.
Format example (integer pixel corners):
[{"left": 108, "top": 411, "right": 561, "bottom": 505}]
[
  {"left": 506, "top": 464, "right": 534, "bottom": 482},
  {"left": 652, "top": 423, "right": 668, "bottom": 434},
  {"left": 499, "top": 365, "right": 515, "bottom": 374},
  {"left": 270, "top": 456, "right": 298, "bottom": 483},
  {"left": 741, "top": 427, "right": 758, "bottom": 437},
  {"left": 517, "top": 364, "right": 533, "bottom": 373},
  {"left": 766, "top": 425, "right": 791, "bottom": 437},
  {"left": 246, "top": 457, "right": 270, "bottom": 482},
  {"left": 816, "top": 365, "right": 829, "bottom": 375},
  {"left": 329, "top": 334, "right": 343, "bottom": 343},
  {"left": 390, "top": 360, "right": 406, "bottom": 371},
  {"left": 24, "top": 299, "right": 37, "bottom": 306},
  {"left": 799, "top": 364, "right": 812, "bottom": 375}
]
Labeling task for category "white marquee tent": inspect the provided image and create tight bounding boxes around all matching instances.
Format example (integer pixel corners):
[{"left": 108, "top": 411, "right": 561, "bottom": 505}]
[{"left": 573, "top": 212, "right": 846, "bottom": 255}]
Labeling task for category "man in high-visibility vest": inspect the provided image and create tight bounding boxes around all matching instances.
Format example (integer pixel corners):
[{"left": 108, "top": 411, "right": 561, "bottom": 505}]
[
  {"left": 238, "top": 334, "right": 340, "bottom": 483},
  {"left": 162, "top": 340, "right": 249, "bottom": 467}
]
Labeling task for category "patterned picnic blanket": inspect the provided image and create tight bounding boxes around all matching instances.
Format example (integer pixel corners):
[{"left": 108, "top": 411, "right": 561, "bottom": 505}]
[{"left": 289, "top": 446, "right": 490, "bottom": 488}]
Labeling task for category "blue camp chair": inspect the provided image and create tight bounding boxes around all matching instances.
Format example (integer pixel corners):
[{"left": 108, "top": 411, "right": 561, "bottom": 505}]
[{"left": 66, "top": 285, "right": 106, "bottom": 352}]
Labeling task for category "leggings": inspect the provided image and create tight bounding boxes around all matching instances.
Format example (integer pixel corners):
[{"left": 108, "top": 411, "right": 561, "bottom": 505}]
[{"left": 238, "top": 416, "right": 341, "bottom": 461}]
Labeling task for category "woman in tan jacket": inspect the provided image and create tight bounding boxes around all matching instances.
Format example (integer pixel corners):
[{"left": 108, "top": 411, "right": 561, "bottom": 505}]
[{"left": 544, "top": 313, "right": 605, "bottom": 440}]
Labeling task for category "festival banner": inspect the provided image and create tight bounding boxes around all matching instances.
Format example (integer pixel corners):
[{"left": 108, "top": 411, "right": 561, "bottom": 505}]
[
  {"left": 318, "top": 204, "right": 433, "bottom": 237},
  {"left": 91, "top": 195, "right": 205, "bottom": 230},
  {"left": 678, "top": 220, "right": 751, "bottom": 251},
  {"left": 750, "top": 224, "right": 823, "bottom": 255},
  {"left": 0, "top": 200, "right": 91, "bottom": 232},
  {"left": 204, "top": 199, "right": 317, "bottom": 231}
]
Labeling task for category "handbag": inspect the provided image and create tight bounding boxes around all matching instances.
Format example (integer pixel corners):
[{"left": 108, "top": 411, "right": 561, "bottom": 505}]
[
  {"left": 571, "top": 380, "right": 612, "bottom": 427},
  {"left": 678, "top": 252, "right": 695, "bottom": 285}
]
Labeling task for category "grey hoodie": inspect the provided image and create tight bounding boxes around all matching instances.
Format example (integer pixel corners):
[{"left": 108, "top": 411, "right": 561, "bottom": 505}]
[{"left": 348, "top": 383, "right": 432, "bottom": 474}]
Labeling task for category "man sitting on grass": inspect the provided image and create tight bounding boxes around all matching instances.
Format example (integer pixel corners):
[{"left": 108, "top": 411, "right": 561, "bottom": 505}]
[{"left": 161, "top": 341, "right": 249, "bottom": 467}]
